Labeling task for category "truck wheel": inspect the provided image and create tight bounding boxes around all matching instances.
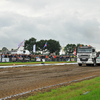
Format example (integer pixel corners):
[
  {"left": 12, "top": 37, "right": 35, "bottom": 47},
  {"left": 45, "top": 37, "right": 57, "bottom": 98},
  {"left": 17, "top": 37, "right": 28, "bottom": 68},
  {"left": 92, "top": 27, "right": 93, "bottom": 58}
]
[
  {"left": 78, "top": 64, "right": 82, "bottom": 66},
  {"left": 92, "top": 60, "right": 96, "bottom": 66}
]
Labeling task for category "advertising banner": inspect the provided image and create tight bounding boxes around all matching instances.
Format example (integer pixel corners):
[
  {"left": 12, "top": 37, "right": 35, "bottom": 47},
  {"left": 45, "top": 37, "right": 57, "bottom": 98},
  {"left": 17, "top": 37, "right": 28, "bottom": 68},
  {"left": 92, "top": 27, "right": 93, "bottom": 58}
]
[
  {"left": 24, "top": 57, "right": 30, "bottom": 61},
  {"left": 2, "top": 58, "right": 9, "bottom": 62},
  {"left": 33, "top": 44, "right": 36, "bottom": 53},
  {"left": 12, "top": 57, "right": 17, "bottom": 62},
  {"left": 36, "top": 58, "right": 41, "bottom": 61},
  {"left": 71, "top": 58, "right": 74, "bottom": 61},
  {"left": 42, "top": 59, "right": 45, "bottom": 62},
  {"left": 18, "top": 57, "right": 23, "bottom": 61}
]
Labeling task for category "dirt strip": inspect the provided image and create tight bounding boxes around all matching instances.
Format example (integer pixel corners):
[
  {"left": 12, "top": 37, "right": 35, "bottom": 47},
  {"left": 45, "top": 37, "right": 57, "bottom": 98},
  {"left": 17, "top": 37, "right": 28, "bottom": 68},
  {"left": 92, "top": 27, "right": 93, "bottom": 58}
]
[{"left": 0, "top": 64, "right": 100, "bottom": 100}]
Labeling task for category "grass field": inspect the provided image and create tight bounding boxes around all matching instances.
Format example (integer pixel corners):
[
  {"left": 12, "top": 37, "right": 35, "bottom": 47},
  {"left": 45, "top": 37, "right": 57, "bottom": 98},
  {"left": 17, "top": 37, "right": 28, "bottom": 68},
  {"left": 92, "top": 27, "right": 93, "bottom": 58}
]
[
  {"left": 18, "top": 76, "right": 100, "bottom": 100},
  {"left": 0, "top": 61, "right": 76, "bottom": 66}
]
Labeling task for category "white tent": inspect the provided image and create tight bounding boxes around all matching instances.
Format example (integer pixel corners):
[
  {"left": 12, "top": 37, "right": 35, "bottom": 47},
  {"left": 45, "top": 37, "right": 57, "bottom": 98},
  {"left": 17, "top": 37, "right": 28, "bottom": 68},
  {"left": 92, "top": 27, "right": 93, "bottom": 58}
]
[{"left": 17, "top": 50, "right": 30, "bottom": 55}]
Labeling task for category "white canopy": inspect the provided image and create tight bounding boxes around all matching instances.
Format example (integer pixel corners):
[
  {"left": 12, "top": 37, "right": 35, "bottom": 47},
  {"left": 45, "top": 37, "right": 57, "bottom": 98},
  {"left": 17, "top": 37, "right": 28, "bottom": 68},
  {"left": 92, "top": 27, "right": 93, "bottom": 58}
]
[{"left": 17, "top": 50, "right": 30, "bottom": 55}]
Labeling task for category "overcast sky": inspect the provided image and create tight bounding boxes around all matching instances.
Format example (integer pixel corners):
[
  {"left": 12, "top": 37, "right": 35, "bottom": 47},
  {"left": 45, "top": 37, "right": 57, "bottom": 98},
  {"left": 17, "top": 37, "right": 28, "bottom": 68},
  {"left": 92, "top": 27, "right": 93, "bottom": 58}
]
[{"left": 0, "top": 0, "right": 100, "bottom": 51}]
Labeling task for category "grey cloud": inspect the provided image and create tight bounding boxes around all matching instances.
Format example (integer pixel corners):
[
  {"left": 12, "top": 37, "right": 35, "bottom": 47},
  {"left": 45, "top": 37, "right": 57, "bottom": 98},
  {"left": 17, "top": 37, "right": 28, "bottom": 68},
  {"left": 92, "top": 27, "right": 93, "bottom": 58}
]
[
  {"left": 7, "top": 0, "right": 50, "bottom": 10},
  {"left": 0, "top": 0, "right": 100, "bottom": 50},
  {"left": 0, "top": 12, "right": 15, "bottom": 28}
]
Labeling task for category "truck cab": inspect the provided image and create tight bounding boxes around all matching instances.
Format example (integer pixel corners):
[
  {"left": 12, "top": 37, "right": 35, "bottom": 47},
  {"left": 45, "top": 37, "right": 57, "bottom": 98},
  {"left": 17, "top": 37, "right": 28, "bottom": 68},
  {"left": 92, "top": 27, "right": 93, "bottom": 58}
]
[{"left": 77, "top": 46, "right": 96, "bottom": 66}]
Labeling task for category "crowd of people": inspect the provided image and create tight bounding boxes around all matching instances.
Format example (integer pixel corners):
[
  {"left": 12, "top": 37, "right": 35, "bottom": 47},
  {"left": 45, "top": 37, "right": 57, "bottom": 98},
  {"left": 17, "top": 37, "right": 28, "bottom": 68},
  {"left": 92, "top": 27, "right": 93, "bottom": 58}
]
[{"left": 0, "top": 53, "right": 76, "bottom": 62}]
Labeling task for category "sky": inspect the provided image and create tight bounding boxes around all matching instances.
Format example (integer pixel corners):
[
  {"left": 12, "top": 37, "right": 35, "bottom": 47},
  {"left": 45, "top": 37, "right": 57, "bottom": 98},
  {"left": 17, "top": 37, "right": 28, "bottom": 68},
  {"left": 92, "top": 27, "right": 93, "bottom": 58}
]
[{"left": 0, "top": 0, "right": 100, "bottom": 51}]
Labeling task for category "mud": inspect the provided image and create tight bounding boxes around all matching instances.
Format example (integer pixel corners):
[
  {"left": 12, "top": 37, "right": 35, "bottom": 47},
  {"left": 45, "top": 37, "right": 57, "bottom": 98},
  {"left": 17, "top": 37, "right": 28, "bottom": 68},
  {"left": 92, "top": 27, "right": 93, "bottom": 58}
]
[{"left": 0, "top": 64, "right": 100, "bottom": 100}]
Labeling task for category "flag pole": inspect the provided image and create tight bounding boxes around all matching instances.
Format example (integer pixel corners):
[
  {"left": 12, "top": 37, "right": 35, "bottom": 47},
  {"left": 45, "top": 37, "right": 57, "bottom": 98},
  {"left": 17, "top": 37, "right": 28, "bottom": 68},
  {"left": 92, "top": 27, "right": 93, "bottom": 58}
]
[{"left": 23, "top": 39, "right": 25, "bottom": 53}]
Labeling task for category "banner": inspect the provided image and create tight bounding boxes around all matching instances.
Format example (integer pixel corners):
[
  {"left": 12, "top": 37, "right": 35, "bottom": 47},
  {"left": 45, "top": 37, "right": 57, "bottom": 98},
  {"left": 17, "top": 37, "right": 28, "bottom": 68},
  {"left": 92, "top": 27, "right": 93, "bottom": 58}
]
[
  {"left": 42, "top": 59, "right": 45, "bottom": 62},
  {"left": 75, "top": 47, "right": 76, "bottom": 56},
  {"left": 33, "top": 44, "right": 36, "bottom": 53},
  {"left": 18, "top": 57, "right": 23, "bottom": 61},
  {"left": 24, "top": 57, "right": 30, "bottom": 61},
  {"left": 2, "top": 58, "right": 9, "bottom": 62},
  {"left": 36, "top": 58, "right": 41, "bottom": 61},
  {"left": 12, "top": 57, "right": 17, "bottom": 62},
  {"left": 71, "top": 58, "right": 74, "bottom": 61}
]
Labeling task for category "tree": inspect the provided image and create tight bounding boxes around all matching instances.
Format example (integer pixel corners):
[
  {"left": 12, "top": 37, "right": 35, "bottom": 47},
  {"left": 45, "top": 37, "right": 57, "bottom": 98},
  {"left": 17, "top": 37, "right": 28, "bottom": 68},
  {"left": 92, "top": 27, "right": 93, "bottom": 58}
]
[
  {"left": 36, "top": 40, "right": 47, "bottom": 51},
  {"left": 36, "top": 39, "right": 61, "bottom": 55},
  {"left": 76, "top": 44, "right": 84, "bottom": 48},
  {"left": 2, "top": 47, "right": 9, "bottom": 54},
  {"left": 47, "top": 39, "right": 61, "bottom": 55},
  {"left": 24, "top": 37, "right": 36, "bottom": 52},
  {"left": 64, "top": 43, "right": 86, "bottom": 55},
  {"left": 2, "top": 47, "right": 8, "bottom": 52},
  {"left": 24, "top": 38, "right": 61, "bottom": 54},
  {"left": 64, "top": 44, "right": 76, "bottom": 55}
]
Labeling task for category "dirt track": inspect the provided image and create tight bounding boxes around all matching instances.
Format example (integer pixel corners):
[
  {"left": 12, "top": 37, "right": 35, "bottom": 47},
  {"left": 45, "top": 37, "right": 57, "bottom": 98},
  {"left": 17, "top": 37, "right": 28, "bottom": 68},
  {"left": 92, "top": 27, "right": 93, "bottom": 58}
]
[{"left": 0, "top": 64, "right": 100, "bottom": 99}]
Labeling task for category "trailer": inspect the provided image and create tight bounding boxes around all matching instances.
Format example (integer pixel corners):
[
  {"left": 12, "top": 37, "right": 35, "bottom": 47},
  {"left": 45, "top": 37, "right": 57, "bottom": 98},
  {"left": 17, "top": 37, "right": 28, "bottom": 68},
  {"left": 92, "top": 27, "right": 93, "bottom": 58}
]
[{"left": 77, "top": 45, "right": 97, "bottom": 66}]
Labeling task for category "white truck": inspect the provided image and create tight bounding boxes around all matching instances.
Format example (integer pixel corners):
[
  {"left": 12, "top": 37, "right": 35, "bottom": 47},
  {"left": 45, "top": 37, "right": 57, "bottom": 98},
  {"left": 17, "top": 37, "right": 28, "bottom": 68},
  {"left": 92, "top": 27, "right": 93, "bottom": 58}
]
[{"left": 77, "top": 46, "right": 97, "bottom": 66}]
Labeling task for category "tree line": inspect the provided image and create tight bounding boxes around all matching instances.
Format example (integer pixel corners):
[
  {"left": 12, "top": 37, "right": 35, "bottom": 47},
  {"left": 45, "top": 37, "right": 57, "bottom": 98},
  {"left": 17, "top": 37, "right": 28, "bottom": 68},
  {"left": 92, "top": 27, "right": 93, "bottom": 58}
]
[
  {"left": 24, "top": 37, "right": 61, "bottom": 55},
  {"left": 24, "top": 37, "right": 86, "bottom": 55},
  {"left": 1, "top": 37, "right": 86, "bottom": 55}
]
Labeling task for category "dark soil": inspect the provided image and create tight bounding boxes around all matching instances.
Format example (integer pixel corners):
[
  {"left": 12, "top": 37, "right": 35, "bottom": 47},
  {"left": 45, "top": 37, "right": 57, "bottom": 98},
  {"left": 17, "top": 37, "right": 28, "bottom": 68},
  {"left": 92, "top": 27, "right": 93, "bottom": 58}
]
[{"left": 0, "top": 64, "right": 100, "bottom": 100}]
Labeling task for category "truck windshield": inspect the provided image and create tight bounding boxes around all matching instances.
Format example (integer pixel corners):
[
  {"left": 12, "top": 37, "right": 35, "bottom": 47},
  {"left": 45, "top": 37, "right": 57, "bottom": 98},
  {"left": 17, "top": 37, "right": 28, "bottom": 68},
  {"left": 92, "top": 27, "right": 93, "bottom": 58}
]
[{"left": 78, "top": 48, "right": 92, "bottom": 53}]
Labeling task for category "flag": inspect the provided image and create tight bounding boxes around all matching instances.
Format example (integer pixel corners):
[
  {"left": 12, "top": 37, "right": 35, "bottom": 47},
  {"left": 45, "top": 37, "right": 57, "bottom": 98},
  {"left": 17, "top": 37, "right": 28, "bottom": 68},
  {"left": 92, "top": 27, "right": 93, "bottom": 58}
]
[
  {"left": 62, "top": 47, "right": 64, "bottom": 52},
  {"left": 18, "top": 40, "right": 25, "bottom": 49},
  {"left": 33, "top": 44, "right": 36, "bottom": 53},
  {"left": 43, "top": 42, "right": 47, "bottom": 49},
  {"left": 75, "top": 47, "right": 76, "bottom": 56},
  {"left": 61, "top": 47, "right": 64, "bottom": 55}
]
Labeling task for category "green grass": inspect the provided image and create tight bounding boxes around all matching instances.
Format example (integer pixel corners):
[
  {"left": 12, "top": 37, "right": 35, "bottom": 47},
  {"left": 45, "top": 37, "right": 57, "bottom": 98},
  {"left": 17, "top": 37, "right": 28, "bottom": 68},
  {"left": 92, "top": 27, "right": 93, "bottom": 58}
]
[
  {"left": 18, "top": 76, "right": 100, "bottom": 100},
  {"left": 0, "top": 61, "right": 76, "bottom": 66}
]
